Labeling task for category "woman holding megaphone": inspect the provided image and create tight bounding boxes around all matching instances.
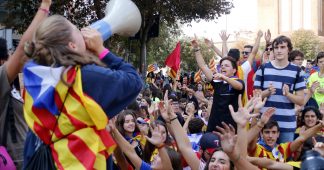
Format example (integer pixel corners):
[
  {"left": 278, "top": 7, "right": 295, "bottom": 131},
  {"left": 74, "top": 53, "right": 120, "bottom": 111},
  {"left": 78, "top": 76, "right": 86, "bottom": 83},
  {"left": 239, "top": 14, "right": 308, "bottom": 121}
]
[{"left": 23, "top": 5, "right": 142, "bottom": 170}]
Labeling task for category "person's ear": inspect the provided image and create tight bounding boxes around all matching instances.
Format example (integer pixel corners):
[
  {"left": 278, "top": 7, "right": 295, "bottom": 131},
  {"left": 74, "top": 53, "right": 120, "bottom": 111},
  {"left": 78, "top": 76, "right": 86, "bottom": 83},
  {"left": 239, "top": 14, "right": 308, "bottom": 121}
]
[{"left": 68, "top": 42, "right": 77, "bottom": 51}]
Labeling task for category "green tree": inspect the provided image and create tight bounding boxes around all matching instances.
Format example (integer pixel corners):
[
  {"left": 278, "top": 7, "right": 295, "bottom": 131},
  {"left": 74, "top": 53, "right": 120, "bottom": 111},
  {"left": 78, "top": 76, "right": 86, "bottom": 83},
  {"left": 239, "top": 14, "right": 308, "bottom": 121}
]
[
  {"left": 291, "top": 29, "right": 320, "bottom": 60},
  {"left": 4, "top": 0, "right": 233, "bottom": 76}
]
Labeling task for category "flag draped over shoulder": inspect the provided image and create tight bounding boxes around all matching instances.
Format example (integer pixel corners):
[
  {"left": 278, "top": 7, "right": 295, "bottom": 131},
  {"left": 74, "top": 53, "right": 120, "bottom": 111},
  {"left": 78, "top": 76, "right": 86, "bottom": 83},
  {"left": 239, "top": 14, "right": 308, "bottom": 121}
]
[
  {"left": 23, "top": 61, "right": 115, "bottom": 170},
  {"left": 165, "top": 42, "right": 181, "bottom": 79}
]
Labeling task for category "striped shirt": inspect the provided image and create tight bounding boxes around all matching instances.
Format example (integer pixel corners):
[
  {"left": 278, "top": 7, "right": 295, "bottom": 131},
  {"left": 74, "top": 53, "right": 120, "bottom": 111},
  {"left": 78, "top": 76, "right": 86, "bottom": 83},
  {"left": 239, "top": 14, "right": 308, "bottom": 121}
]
[{"left": 254, "top": 62, "right": 306, "bottom": 132}]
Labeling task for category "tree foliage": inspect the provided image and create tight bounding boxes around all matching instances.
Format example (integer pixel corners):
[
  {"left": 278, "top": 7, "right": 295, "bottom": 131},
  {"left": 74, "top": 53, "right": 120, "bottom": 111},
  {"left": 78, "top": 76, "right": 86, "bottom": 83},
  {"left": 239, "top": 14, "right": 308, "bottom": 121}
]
[
  {"left": 291, "top": 29, "right": 320, "bottom": 60},
  {"left": 4, "top": 0, "right": 233, "bottom": 74}
]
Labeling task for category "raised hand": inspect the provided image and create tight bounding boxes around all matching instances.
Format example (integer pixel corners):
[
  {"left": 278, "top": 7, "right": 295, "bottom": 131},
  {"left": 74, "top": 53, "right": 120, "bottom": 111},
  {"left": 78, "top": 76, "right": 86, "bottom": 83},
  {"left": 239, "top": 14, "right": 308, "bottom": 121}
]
[
  {"left": 219, "top": 30, "right": 230, "bottom": 42},
  {"left": 229, "top": 95, "right": 259, "bottom": 127},
  {"left": 159, "top": 90, "right": 177, "bottom": 122},
  {"left": 257, "top": 30, "right": 263, "bottom": 38},
  {"left": 253, "top": 90, "right": 267, "bottom": 110},
  {"left": 259, "top": 107, "right": 275, "bottom": 125},
  {"left": 204, "top": 38, "right": 214, "bottom": 48},
  {"left": 145, "top": 123, "right": 165, "bottom": 147},
  {"left": 214, "top": 123, "right": 237, "bottom": 154},
  {"left": 264, "top": 29, "right": 271, "bottom": 43},
  {"left": 106, "top": 117, "right": 117, "bottom": 132},
  {"left": 191, "top": 34, "right": 199, "bottom": 49}
]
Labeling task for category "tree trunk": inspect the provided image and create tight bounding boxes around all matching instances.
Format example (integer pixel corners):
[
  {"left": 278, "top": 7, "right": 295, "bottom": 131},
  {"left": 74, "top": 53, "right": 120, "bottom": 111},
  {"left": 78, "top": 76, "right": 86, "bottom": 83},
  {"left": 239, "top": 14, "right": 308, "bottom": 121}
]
[{"left": 139, "top": 15, "right": 154, "bottom": 79}]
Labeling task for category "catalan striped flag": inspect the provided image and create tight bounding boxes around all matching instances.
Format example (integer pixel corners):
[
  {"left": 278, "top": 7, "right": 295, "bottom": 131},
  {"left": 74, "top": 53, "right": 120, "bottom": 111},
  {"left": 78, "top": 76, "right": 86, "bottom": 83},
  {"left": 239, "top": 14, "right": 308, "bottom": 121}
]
[
  {"left": 209, "top": 57, "right": 217, "bottom": 73},
  {"left": 194, "top": 69, "right": 202, "bottom": 83},
  {"left": 23, "top": 61, "right": 115, "bottom": 169},
  {"left": 147, "top": 63, "right": 158, "bottom": 73},
  {"left": 165, "top": 42, "right": 181, "bottom": 79}
]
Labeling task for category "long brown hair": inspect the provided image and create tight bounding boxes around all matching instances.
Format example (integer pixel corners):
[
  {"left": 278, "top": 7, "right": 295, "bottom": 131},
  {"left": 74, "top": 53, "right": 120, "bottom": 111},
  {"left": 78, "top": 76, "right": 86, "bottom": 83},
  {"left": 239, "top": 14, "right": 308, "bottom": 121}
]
[{"left": 24, "top": 15, "right": 104, "bottom": 67}]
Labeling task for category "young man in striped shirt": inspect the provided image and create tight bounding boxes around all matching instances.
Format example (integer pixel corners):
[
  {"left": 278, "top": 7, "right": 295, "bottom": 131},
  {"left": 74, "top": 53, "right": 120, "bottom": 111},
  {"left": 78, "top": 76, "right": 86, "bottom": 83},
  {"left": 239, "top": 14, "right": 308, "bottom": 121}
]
[{"left": 254, "top": 35, "right": 306, "bottom": 143}]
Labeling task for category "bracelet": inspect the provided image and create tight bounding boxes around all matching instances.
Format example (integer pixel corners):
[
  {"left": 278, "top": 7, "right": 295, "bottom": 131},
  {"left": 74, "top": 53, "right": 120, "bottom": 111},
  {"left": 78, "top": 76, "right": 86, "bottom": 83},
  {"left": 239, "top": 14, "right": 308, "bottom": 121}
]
[
  {"left": 98, "top": 48, "right": 109, "bottom": 59},
  {"left": 170, "top": 116, "right": 178, "bottom": 122},
  {"left": 39, "top": 7, "right": 50, "bottom": 14},
  {"left": 156, "top": 144, "right": 165, "bottom": 149}
]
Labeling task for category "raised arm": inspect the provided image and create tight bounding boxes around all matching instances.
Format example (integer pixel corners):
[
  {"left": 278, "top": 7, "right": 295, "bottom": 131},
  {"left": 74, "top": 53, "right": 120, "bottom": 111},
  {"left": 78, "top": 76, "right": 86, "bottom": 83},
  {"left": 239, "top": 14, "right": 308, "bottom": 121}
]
[
  {"left": 160, "top": 91, "right": 200, "bottom": 170},
  {"left": 191, "top": 36, "right": 213, "bottom": 82},
  {"left": 204, "top": 38, "right": 223, "bottom": 57},
  {"left": 219, "top": 31, "right": 230, "bottom": 57},
  {"left": 6, "top": 0, "right": 51, "bottom": 83},
  {"left": 247, "top": 156, "right": 293, "bottom": 170},
  {"left": 247, "top": 30, "right": 263, "bottom": 66}
]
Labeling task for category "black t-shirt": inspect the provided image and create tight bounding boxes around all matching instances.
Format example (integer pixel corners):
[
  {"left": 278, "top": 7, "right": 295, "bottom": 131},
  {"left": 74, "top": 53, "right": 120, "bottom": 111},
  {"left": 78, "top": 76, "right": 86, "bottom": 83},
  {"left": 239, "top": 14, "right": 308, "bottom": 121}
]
[{"left": 207, "top": 79, "right": 245, "bottom": 132}]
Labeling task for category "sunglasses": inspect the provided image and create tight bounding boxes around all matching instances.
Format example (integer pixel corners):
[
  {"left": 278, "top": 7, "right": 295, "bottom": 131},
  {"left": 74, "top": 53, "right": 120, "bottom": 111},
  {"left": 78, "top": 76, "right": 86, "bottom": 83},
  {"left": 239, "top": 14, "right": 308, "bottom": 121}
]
[
  {"left": 242, "top": 51, "right": 250, "bottom": 55},
  {"left": 266, "top": 47, "right": 273, "bottom": 51}
]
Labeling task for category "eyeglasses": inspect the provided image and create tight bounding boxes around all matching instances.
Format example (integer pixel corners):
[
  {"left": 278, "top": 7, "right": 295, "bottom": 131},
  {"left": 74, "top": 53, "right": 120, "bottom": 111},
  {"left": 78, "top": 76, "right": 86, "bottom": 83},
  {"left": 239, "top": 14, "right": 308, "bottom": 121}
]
[
  {"left": 266, "top": 47, "right": 273, "bottom": 51},
  {"left": 242, "top": 51, "right": 251, "bottom": 55}
]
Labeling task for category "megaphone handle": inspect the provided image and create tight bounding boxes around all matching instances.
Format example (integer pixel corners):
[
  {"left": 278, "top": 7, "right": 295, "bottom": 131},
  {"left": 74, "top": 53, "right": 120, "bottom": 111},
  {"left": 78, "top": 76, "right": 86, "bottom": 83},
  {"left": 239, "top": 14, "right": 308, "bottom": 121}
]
[{"left": 90, "top": 20, "right": 112, "bottom": 41}]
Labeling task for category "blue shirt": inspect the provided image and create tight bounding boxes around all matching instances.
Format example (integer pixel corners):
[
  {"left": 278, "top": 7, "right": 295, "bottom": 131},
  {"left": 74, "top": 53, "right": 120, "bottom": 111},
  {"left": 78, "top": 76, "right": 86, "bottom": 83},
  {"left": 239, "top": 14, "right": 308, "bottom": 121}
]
[
  {"left": 254, "top": 62, "right": 306, "bottom": 132},
  {"left": 23, "top": 51, "right": 143, "bottom": 168}
]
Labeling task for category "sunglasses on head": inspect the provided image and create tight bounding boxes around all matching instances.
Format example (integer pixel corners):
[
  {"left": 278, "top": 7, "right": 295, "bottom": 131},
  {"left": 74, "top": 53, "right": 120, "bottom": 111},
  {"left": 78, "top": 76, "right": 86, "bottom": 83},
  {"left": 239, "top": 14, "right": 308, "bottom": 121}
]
[
  {"left": 266, "top": 47, "right": 273, "bottom": 51},
  {"left": 242, "top": 51, "right": 250, "bottom": 55}
]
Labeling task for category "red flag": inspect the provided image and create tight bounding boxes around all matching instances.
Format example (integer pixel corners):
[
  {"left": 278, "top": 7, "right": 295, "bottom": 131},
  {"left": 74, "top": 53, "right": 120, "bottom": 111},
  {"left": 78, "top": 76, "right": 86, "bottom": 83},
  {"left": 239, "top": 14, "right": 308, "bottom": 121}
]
[{"left": 165, "top": 42, "right": 181, "bottom": 73}]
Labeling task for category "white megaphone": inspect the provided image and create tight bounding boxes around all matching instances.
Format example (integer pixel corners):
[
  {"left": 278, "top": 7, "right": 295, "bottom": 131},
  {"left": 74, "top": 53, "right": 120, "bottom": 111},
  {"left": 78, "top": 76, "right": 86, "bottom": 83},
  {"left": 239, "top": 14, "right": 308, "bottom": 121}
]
[{"left": 90, "top": 0, "right": 142, "bottom": 41}]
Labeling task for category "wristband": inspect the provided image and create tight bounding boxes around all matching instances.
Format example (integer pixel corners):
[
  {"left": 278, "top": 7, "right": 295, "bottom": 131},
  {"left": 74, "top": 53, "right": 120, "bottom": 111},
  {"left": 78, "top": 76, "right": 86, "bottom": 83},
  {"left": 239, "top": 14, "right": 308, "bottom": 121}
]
[
  {"left": 99, "top": 48, "right": 109, "bottom": 59},
  {"left": 39, "top": 7, "right": 50, "bottom": 14},
  {"left": 170, "top": 116, "right": 178, "bottom": 122}
]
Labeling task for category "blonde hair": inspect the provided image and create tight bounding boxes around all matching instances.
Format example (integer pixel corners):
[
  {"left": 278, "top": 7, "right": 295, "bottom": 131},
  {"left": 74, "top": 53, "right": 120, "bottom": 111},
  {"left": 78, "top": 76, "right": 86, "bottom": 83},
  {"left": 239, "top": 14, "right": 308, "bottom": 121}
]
[{"left": 24, "top": 15, "right": 105, "bottom": 67}]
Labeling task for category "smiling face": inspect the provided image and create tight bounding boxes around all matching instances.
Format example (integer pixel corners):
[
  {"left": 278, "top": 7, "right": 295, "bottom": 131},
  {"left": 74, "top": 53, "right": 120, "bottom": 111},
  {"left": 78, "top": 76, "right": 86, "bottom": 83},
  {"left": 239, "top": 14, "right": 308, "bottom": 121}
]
[
  {"left": 261, "top": 126, "right": 280, "bottom": 148},
  {"left": 123, "top": 114, "right": 135, "bottom": 134},
  {"left": 220, "top": 59, "right": 236, "bottom": 77},
  {"left": 304, "top": 110, "right": 318, "bottom": 128},
  {"left": 208, "top": 151, "right": 231, "bottom": 170}
]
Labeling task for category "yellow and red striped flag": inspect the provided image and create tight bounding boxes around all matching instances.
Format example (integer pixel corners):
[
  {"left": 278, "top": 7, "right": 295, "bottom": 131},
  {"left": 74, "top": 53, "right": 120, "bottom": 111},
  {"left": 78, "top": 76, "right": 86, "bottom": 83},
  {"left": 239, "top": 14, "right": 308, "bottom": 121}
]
[
  {"left": 209, "top": 57, "right": 217, "bottom": 73},
  {"left": 23, "top": 62, "right": 115, "bottom": 169}
]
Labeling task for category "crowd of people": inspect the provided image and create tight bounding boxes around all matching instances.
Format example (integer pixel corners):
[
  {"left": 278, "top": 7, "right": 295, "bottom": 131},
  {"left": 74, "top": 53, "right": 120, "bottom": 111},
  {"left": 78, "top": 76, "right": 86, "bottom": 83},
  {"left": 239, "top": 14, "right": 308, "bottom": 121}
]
[{"left": 1, "top": 0, "right": 324, "bottom": 170}]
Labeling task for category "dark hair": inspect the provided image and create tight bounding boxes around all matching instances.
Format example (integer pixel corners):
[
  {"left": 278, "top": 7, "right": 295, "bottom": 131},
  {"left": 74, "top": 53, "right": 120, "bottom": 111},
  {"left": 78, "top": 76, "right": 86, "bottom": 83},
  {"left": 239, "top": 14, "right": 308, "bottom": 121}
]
[
  {"left": 316, "top": 52, "right": 324, "bottom": 64},
  {"left": 289, "top": 50, "right": 304, "bottom": 62},
  {"left": 272, "top": 35, "right": 293, "bottom": 52},
  {"left": 115, "top": 110, "right": 139, "bottom": 137},
  {"left": 188, "top": 118, "right": 205, "bottom": 134},
  {"left": 227, "top": 48, "right": 240, "bottom": 62},
  {"left": 307, "top": 60, "right": 312, "bottom": 63},
  {"left": 0, "top": 38, "right": 9, "bottom": 60},
  {"left": 219, "top": 57, "right": 238, "bottom": 75},
  {"left": 262, "top": 120, "right": 280, "bottom": 133},
  {"left": 301, "top": 106, "right": 322, "bottom": 127},
  {"left": 143, "top": 120, "right": 172, "bottom": 162},
  {"left": 179, "top": 98, "right": 188, "bottom": 103},
  {"left": 204, "top": 149, "right": 234, "bottom": 170},
  {"left": 166, "top": 148, "right": 183, "bottom": 170},
  {"left": 142, "top": 89, "right": 152, "bottom": 98},
  {"left": 244, "top": 45, "right": 253, "bottom": 51}
]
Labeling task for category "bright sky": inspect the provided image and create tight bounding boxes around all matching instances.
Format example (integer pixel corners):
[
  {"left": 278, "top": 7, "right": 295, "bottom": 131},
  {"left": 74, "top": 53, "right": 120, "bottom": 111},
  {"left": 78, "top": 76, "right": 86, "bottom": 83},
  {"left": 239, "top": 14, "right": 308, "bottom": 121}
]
[{"left": 182, "top": 0, "right": 257, "bottom": 42}]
